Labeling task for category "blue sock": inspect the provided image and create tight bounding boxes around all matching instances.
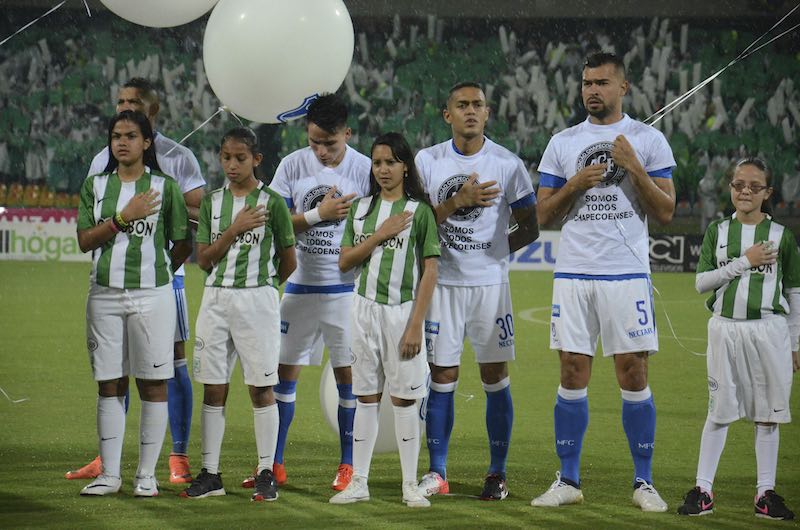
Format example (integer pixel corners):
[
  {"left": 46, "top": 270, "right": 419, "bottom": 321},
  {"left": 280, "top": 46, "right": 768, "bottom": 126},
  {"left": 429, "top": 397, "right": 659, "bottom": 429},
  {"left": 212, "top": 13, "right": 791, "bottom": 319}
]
[
  {"left": 274, "top": 380, "right": 297, "bottom": 465},
  {"left": 167, "top": 359, "right": 192, "bottom": 455},
  {"left": 336, "top": 384, "right": 356, "bottom": 466},
  {"left": 484, "top": 379, "right": 513, "bottom": 478},
  {"left": 621, "top": 387, "right": 656, "bottom": 487},
  {"left": 554, "top": 386, "right": 589, "bottom": 486},
  {"left": 426, "top": 381, "right": 456, "bottom": 479}
]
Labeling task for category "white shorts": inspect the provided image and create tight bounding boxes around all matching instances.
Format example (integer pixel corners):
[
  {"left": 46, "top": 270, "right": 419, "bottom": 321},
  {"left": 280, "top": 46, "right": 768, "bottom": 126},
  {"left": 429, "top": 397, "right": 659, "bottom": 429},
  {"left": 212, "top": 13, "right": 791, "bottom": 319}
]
[
  {"left": 550, "top": 276, "right": 658, "bottom": 356},
  {"left": 193, "top": 286, "right": 280, "bottom": 387},
  {"left": 425, "top": 283, "right": 516, "bottom": 367},
  {"left": 86, "top": 284, "right": 175, "bottom": 381},
  {"left": 279, "top": 292, "right": 353, "bottom": 368},
  {"left": 706, "top": 315, "right": 793, "bottom": 424},
  {"left": 173, "top": 281, "right": 190, "bottom": 343},
  {"left": 351, "top": 295, "right": 428, "bottom": 400}
]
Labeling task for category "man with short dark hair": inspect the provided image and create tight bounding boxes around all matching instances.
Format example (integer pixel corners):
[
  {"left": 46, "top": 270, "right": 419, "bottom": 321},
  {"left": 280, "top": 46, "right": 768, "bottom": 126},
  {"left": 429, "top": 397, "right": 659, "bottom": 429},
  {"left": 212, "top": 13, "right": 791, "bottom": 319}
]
[{"left": 531, "top": 52, "right": 676, "bottom": 511}]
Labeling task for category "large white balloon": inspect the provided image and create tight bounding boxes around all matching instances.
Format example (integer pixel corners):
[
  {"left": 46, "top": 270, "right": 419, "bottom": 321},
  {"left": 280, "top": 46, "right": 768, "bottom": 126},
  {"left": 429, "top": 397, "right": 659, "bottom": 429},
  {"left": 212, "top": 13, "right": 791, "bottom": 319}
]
[
  {"left": 99, "top": 0, "right": 219, "bottom": 28},
  {"left": 203, "top": 0, "right": 354, "bottom": 123},
  {"left": 319, "top": 361, "right": 426, "bottom": 454}
]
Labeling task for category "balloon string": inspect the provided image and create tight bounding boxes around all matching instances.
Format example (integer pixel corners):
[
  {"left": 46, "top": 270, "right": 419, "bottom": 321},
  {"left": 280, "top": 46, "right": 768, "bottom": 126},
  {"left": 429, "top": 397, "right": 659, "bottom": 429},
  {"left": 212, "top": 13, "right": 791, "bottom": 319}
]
[
  {"left": 0, "top": 385, "right": 29, "bottom": 404},
  {"left": 644, "top": 3, "right": 799, "bottom": 125},
  {"left": 163, "top": 106, "right": 234, "bottom": 156},
  {"left": 82, "top": 0, "right": 92, "bottom": 17},
  {"left": 0, "top": 1, "right": 67, "bottom": 47}
]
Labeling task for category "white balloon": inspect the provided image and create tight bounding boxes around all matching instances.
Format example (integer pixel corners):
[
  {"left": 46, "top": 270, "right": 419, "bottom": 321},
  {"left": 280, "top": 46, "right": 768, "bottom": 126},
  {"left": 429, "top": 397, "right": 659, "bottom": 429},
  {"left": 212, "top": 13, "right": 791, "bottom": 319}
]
[
  {"left": 99, "top": 0, "right": 219, "bottom": 28},
  {"left": 319, "top": 361, "right": 426, "bottom": 454},
  {"left": 203, "top": 0, "right": 354, "bottom": 123}
]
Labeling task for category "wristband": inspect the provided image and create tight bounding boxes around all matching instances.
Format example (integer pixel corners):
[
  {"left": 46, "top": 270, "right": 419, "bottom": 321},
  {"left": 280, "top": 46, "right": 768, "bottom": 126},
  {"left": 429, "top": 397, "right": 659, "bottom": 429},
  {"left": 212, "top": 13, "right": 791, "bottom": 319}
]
[
  {"left": 114, "top": 212, "right": 130, "bottom": 230},
  {"left": 303, "top": 207, "right": 322, "bottom": 226},
  {"left": 107, "top": 217, "right": 120, "bottom": 233}
]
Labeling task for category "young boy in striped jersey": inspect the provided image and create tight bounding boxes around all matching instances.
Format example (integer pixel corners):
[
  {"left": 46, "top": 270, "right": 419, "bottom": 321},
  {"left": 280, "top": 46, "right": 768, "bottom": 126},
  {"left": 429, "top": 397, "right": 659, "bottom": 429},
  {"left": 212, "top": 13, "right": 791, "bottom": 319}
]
[
  {"left": 330, "top": 132, "right": 440, "bottom": 508},
  {"left": 678, "top": 157, "right": 799, "bottom": 520},
  {"left": 181, "top": 128, "right": 296, "bottom": 502},
  {"left": 77, "top": 110, "right": 191, "bottom": 497}
]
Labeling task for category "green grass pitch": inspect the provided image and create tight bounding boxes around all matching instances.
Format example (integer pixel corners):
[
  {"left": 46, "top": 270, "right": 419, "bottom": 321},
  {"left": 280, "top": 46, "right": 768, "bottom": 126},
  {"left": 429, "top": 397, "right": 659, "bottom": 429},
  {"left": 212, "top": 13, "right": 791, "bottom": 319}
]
[{"left": 0, "top": 262, "right": 797, "bottom": 529}]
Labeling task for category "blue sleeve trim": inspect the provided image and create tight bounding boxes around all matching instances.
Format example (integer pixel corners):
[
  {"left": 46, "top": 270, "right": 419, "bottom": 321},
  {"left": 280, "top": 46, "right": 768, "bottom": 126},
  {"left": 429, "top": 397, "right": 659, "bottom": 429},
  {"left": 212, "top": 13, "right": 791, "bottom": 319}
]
[
  {"left": 553, "top": 272, "right": 651, "bottom": 281},
  {"left": 539, "top": 172, "right": 566, "bottom": 189},
  {"left": 510, "top": 192, "right": 537, "bottom": 209},
  {"left": 284, "top": 282, "right": 355, "bottom": 294},
  {"left": 648, "top": 167, "right": 673, "bottom": 179},
  {"left": 284, "top": 197, "right": 294, "bottom": 208}
]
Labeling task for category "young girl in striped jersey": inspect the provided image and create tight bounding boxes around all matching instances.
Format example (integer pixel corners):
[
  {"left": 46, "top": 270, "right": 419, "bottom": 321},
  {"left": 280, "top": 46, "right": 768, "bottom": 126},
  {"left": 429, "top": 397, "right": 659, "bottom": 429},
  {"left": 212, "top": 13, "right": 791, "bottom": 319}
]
[
  {"left": 77, "top": 110, "right": 191, "bottom": 497},
  {"left": 181, "top": 127, "right": 296, "bottom": 502},
  {"left": 330, "top": 132, "right": 440, "bottom": 508},
  {"left": 678, "top": 157, "right": 800, "bottom": 520}
]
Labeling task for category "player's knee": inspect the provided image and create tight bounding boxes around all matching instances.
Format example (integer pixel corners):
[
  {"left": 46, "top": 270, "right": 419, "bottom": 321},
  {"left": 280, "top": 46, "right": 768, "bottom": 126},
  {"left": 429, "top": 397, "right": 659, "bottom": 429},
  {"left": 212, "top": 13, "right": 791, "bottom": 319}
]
[
  {"left": 431, "top": 364, "right": 459, "bottom": 384},
  {"left": 479, "top": 362, "right": 507, "bottom": 384}
]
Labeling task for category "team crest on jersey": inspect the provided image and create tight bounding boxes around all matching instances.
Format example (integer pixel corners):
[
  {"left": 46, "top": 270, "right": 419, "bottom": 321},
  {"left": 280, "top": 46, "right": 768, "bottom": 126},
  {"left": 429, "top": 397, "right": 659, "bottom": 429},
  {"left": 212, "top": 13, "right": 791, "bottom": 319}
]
[
  {"left": 576, "top": 141, "right": 626, "bottom": 188},
  {"left": 302, "top": 185, "right": 342, "bottom": 227},
  {"left": 437, "top": 174, "right": 483, "bottom": 222}
]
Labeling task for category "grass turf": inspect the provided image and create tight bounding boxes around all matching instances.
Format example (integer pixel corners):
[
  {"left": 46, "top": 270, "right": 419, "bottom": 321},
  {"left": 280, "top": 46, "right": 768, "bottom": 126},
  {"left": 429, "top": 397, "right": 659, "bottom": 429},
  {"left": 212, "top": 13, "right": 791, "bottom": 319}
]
[{"left": 0, "top": 262, "right": 797, "bottom": 529}]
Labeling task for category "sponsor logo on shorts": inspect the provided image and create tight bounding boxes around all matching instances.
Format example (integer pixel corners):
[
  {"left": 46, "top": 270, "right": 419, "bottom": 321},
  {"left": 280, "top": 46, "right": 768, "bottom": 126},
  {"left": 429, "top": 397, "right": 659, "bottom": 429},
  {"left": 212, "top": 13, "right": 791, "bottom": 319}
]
[
  {"left": 627, "top": 327, "right": 654, "bottom": 338},
  {"left": 552, "top": 304, "right": 560, "bottom": 317},
  {"left": 436, "top": 174, "right": 483, "bottom": 222},
  {"left": 301, "top": 185, "right": 342, "bottom": 228},
  {"left": 280, "top": 321, "right": 289, "bottom": 334},
  {"left": 707, "top": 377, "right": 718, "bottom": 392},
  {"left": 576, "top": 141, "right": 627, "bottom": 187},
  {"left": 424, "top": 320, "right": 439, "bottom": 335},
  {"left": 264, "top": 371, "right": 276, "bottom": 378},
  {"left": 87, "top": 338, "right": 98, "bottom": 351},
  {"left": 498, "top": 338, "right": 514, "bottom": 348},
  {"left": 410, "top": 383, "right": 423, "bottom": 391}
]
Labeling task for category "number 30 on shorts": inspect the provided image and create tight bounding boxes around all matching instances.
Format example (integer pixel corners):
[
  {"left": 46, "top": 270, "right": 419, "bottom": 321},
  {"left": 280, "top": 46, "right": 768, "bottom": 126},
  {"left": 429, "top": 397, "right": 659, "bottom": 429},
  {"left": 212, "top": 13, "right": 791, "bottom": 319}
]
[{"left": 496, "top": 313, "right": 514, "bottom": 341}]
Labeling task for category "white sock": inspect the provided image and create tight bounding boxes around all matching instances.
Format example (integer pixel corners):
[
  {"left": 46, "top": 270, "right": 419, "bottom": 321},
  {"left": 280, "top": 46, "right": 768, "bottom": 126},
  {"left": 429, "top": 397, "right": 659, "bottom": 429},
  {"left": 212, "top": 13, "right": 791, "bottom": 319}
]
[
  {"left": 352, "top": 401, "right": 380, "bottom": 479},
  {"left": 393, "top": 403, "right": 421, "bottom": 484},
  {"left": 695, "top": 418, "right": 729, "bottom": 492},
  {"left": 136, "top": 400, "right": 168, "bottom": 478},
  {"left": 254, "top": 404, "right": 278, "bottom": 474},
  {"left": 201, "top": 404, "right": 226, "bottom": 474},
  {"left": 97, "top": 395, "right": 126, "bottom": 478},
  {"left": 755, "top": 424, "right": 779, "bottom": 497}
]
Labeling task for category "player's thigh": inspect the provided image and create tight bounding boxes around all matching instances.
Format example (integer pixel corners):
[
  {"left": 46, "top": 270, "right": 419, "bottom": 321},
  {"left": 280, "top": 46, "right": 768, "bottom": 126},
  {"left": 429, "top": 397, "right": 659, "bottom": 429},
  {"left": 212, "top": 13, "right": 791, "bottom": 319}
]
[
  {"left": 550, "top": 278, "right": 599, "bottom": 356},
  {"left": 350, "top": 296, "right": 384, "bottom": 396},
  {"left": 739, "top": 317, "right": 793, "bottom": 423},
  {"left": 381, "top": 301, "right": 428, "bottom": 400},
  {"left": 127, "top": 285, "right": 175, "bottom": 380},
  {"left": 596, "top": 278, "right": 657, "bottom": 356},
  {"left": 194, "top": 287, "right": 236, "bottom": 385},
  {"left": 86, "top": 285, "right": 127, "bottom": 381},
  {"left": 318, "top": 292, "right": 354, "bottom": 368},
  {"left": 173, "top": 278, "right": 190, "bottom": 343},
  {"left": 706, "top": 317, "right": 744, "bottom": 423},
  {"left": 426, "top": 284, "right": 468, "bottom": 367},
  {"left": 278, "top": 292, "right": 324, "bottom": 366},
  {"left": 465, "top": 284, "right": 516, "bottom": 364},
  {"left": 230, "top": 286, "right": 280, "bottom": 388}
]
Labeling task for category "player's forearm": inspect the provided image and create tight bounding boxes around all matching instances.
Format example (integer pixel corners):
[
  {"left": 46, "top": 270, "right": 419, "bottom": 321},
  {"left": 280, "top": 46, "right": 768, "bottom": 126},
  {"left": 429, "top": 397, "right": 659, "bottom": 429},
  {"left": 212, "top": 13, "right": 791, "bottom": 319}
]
[
  {"left": 434, "top": 194, "right": 465, "bottom": 224},
  {"left": 695, "top": 256, "right": 751, "bottom": 293},
  {"left": 537, "top": 184, "right": 581, "bottom": 227},
  {"left": 277, "top": 246, "right": 297, "bottom": 284},
  {"left": 787, "top": 288, "right": 800, "bottom": 351},
  {"left": 338, "top": 236, "right": 384, "bottom": 272},
  {"left": 196, "top": 229, "right": 238, "bottom": 270},
  {"left": 409, "top": 258, "right": 438, "bottom": 325},
  {"left": 77, "top": 220, "right": 119, "bottom": 252},
  {"left": 508, "top": 205, "right": 539, "bottom": 253},
  {"left": 290, "top": 212, "right": 314, "bottom": 234},
  {"left": 630, "top": 170, "right": 675, "bottom": 225},
  {"left": 170, "top": 239, "right": 193, "bottom": 272}
]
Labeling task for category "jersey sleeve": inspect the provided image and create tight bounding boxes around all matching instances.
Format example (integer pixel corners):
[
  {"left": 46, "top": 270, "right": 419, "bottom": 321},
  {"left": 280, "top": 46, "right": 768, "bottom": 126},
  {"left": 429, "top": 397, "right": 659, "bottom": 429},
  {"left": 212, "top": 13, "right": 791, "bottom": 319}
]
[
  {"left": 77, "top": 176, "right": 96, "bottom": 230},
  {"left": 537, "top": 136, "right": 565, "bottom": 180},
  {"left": 505, "top": 157, "right": 535, "bottom": 205},
  {"left": 416, "top": 204, "right": 441, "bottom": 258},
  {"left": 87, "top": 149, "right": 108, "bottom": 178},
  {"left": 780, "top": 228, "right": 800, "bottom": 289},
  {"left": 644, "top": 130, "right": 677, "bottom": 173},
  {"left": 268, "top": 158, "right": 293, "bottom": 206},
  {"left": 696, "top": 221, "right": 720, "bottom": 274},
  {"left": 165, "top": 179, "right": 189, "bottom": 241},
  {"left": 175, "top": 149, "right": 206, "bottom": 193},
  {"left": 340, "top": 201, "right": 358, "bottom": 248},
  {"left": 414, "top": 151, "right": 432, "bottom": 196},
  {"left": 196, "top": 194, "right": 212, "bottom": 245},
  {"left": 270, "top": 192, "right": 296, "bottom": 249}
]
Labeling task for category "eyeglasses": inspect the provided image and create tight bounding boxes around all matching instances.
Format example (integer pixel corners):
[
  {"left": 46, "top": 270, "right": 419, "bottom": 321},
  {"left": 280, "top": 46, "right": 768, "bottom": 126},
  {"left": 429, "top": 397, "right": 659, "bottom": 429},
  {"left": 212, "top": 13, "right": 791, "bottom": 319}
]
[{"left": 730, "top": 181, "right": 770, "bottom": 193}]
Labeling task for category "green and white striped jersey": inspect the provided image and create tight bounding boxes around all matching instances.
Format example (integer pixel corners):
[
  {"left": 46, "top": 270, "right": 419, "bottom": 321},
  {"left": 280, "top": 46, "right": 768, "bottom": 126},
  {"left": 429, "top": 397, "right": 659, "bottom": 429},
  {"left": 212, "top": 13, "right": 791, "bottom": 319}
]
[
  {"left": 77, "top": 168, "right": 188, "bottom": 289},
  {"left": 341, "top": 195, "right": 440, "bottom": 305},
  {"left": 697, "top": 214, "right": 800, "bottom": 319},
  {"left": 197, "top": 181, "right": 295, "bottom": 288}
]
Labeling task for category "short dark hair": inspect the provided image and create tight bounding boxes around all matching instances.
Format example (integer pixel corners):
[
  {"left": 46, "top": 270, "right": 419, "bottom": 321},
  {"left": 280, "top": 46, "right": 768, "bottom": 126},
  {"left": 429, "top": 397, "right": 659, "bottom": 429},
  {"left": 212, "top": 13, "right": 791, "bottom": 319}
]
[
  {"left": 584, "top": 52, "right": 626, "bottom": 79},
  {"left": 306, "top": 93, "right": 348, "bottom": 134},
  {"left": 447, "top": 81, "right": 483, "bottom": 106},
  {"left": 122, "top": 77, "right": 160, "bottom": 108}
]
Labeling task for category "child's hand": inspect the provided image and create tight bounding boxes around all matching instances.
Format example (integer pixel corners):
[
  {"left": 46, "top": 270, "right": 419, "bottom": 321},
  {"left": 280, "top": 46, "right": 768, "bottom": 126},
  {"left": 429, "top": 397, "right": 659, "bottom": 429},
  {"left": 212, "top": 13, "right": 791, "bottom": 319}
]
[
  {"left": 231, "top": 204, "right": 267, "bottom": 235},
  {"left": 120, "top": 189, "right": 161, "bottom": 223},
  {"left": 744, "top": 241, "right": 777, "bottom": 267},
  {"left": 399, "top": 325, "right": 423, "bottom": 360},
  {"left": 375, "top": 211, "right": 412, "bottom": 241}
]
